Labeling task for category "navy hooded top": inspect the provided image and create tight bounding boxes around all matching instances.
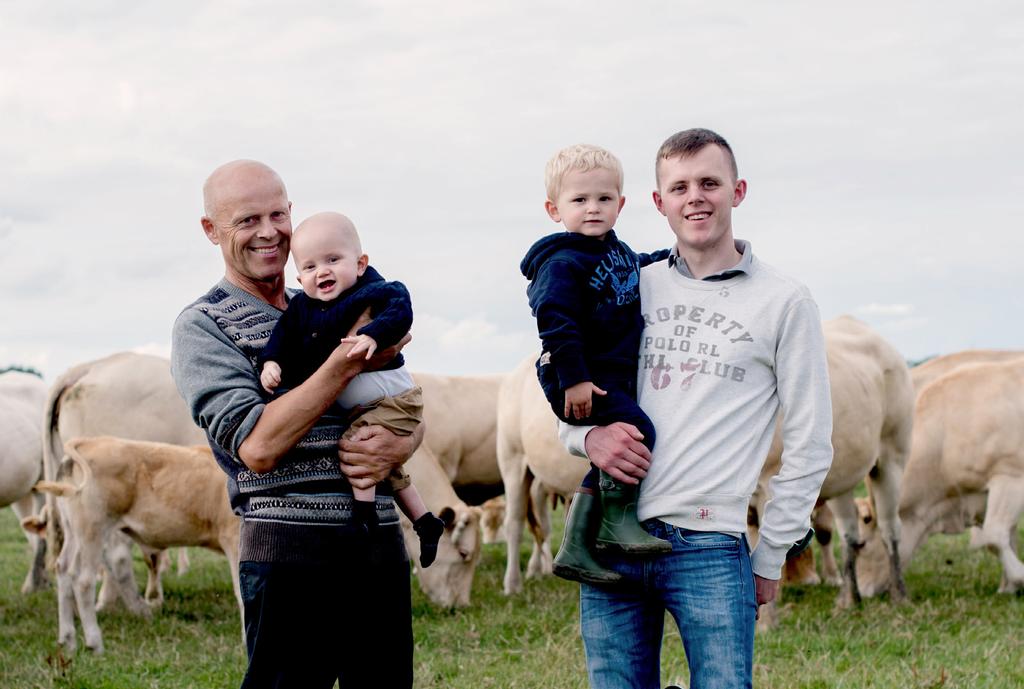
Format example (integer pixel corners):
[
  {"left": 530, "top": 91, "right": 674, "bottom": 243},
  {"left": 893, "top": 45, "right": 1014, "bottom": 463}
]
[
  {"left": 259, "top": 266, "right": 411, "bottom": 390},
  {"left": 520, "top": 230, "right": 669, "bottom": 390}
]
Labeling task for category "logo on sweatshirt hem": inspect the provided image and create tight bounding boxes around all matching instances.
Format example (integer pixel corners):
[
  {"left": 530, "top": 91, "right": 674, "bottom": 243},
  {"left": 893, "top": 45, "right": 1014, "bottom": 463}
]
[{"left": 696, "top": 507, "right": 714, "bottom": 521}]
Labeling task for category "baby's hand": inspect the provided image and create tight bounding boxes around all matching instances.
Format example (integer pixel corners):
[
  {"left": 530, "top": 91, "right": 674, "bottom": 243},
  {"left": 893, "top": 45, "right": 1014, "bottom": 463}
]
[
  {"left": 261, "top": 361, "right": 282, "bottom": 393},
  {"left": 564, "top": 381, "right": 607, "bottom": 420},
  {"left": 340, "top": 334, "right": 379, "bottom": 360}
]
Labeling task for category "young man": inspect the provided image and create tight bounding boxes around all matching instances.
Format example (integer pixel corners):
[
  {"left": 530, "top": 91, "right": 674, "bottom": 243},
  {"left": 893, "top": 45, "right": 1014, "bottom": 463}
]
[
  {"left": 171, "top": 160, "right": 421, "bottom": 689},
  {"left": 560, "top": 129, "right": 834, "bottom": 689}
]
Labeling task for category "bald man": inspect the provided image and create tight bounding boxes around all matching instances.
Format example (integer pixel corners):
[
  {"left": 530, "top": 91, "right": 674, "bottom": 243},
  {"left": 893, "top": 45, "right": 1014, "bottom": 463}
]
[{"left": 171, "top": 160, "right": 419, "bottom": 688}]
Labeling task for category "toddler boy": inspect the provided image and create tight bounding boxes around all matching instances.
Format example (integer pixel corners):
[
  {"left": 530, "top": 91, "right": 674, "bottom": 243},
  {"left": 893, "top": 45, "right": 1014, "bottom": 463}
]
[
  {"left": 520, "top": 144, "right": 671, "bottom": 585},
  {"left": 260, "top": 211, "right": 445, "bottom": 567}
]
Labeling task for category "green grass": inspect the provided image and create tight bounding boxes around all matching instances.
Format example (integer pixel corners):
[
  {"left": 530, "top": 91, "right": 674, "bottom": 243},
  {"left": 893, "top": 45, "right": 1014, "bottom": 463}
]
[{"left": 1, "top": 507, "right": 1021, "bottom": 688}]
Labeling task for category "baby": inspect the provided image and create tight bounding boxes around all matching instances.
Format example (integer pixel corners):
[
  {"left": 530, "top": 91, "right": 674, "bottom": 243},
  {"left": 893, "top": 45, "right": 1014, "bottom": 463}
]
[
  {"left": 520, "top": 144, "right": 671, "bottom": 585},
  {"left": 260, "top": 211, "right": 444, "bottom": 566}
]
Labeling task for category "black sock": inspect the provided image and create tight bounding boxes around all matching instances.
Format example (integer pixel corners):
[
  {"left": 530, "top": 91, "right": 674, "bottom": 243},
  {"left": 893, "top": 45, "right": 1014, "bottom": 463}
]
[
  {"left": 413, "top": 512, "right": 445, "bottom": 568},
  {"left": 353, "top": 499, "right": 378, "bottom": 532}
]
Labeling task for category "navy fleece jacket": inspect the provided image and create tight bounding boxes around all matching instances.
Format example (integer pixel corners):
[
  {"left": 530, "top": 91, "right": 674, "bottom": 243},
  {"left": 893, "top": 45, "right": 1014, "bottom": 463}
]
[
  {"left": 259, "top": 266, "right": 411, "bottom": 390},
  {"left": 520, "top": 230, "right": 668, "bottom": 390}
]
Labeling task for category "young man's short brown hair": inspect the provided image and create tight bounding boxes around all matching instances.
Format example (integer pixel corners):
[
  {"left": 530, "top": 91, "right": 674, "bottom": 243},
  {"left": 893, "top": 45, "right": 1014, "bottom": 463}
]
[{"left": 655, "top": 128, "right": 739, "bottom": 183}]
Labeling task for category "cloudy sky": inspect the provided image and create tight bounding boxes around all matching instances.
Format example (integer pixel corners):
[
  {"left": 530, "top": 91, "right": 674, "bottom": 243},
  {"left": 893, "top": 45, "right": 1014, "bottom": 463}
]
[{"left": 2, "top": 1, "right": 1022, "bottom": 382}]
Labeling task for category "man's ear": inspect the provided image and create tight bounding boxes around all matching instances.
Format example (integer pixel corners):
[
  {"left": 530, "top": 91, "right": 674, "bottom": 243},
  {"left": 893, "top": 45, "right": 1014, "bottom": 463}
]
[
  {"left": 544, "top": 200, "right": 561, "bottom": 223},
  {"left": 652, "top": 190, "right": 666, "bottom": 216},
  {"left": 617, "top": 195, "right": 626, "bottom": 213},
  {"left": 201, "top": 217, "right": 220, "bottom": 245},
  {"left": 732, "top": 179, "right": 748, "bottom": 208},
  {"left": 357, "top": 254, "right": 369, "bottom": 276}
]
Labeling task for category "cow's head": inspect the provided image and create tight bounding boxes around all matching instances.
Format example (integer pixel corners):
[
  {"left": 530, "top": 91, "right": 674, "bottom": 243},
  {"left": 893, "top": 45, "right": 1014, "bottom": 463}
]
[
  {"left": 479, "top": 496, "right": 505, "bottom": 544},
  {"left": 853, "top": 501, "right": 891, "bottom": 598},
  {"left": 402, "top": 503, "right": 482, "bottom": 608}
]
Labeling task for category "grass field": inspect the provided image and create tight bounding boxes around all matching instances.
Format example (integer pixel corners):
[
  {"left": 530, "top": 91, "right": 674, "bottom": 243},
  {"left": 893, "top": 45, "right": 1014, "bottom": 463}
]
[{"left": 1, "top": 506, "right": 1021, "bottom": 688}]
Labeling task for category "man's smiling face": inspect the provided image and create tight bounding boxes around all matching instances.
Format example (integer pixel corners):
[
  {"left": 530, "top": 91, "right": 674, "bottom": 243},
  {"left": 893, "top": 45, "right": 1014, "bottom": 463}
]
[
  {"left": 202, "top": 163, "right": 292, "bottom": 290},
  {"left": 653, "top": 144, "right": 746, "bottom": 255}
]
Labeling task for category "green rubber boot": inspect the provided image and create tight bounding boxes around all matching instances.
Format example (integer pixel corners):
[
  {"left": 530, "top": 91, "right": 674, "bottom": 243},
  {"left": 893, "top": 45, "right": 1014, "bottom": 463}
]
[
  {"left": 595, "top": 472, "right": 672, "bottom": 554},
  {"left": 553, "top": 491, "right": 624, "bottom": 585}
]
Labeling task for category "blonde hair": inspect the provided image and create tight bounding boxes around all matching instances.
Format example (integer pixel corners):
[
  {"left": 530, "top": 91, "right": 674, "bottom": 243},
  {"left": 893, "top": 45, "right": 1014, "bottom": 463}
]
[{"left": 544, "top": 144, "right": 624, "bottom": 200}]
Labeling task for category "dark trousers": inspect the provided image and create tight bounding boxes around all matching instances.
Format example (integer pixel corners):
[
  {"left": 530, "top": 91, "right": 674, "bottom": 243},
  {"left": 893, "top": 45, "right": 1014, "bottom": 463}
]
[
  {"left": 238, "top": 523, "right": 413, "bottom": 689},
  {"left": 538, "top": 363, "right": 657, "bottom": 490}
]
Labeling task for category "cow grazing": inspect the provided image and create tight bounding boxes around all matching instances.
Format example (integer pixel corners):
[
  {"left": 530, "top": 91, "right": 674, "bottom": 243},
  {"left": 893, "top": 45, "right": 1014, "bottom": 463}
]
[
  {"left": 0, "top": 371, "right": 49, "bottom": 593},
  {"left": 751, "top": 317, "right": 914, "bottom": 626},
  {"left": 856, "top": 359, "right": 1024, "bottom": 597},
  {"left": 401, "top": 372, "right": 505, "bottom": 607},
  {"left": 497, "top": 353, "right": 590, "bottom": 595},
  {"left": 34, "top": 436, "right": 241, "bottom": 654},
  {"left": 480, "top": 496, "right": 506, "bottom": 544}
]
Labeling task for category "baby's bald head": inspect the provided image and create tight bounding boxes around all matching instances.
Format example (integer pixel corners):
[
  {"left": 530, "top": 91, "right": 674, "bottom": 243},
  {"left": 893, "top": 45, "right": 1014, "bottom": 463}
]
[{"left": 292, "top": 211, "right": 362, "bottom": 260}]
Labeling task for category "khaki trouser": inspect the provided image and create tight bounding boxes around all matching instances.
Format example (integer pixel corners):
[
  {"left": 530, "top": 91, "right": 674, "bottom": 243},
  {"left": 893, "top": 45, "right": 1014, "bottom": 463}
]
[{"left": 341, "top": 386, "right": 422, "bottom": 492}]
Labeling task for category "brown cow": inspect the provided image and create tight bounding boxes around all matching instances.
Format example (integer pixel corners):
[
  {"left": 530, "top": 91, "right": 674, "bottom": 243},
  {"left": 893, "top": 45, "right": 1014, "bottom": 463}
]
[{"left": 35, "top": 437, "right": 240, "bottom": 654}]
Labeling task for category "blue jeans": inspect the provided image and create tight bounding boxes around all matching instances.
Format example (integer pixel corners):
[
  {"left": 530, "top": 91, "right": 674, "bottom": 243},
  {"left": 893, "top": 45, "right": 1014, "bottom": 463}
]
[{"left": 580, "top": 521, "right": 757, "bottom": 689}]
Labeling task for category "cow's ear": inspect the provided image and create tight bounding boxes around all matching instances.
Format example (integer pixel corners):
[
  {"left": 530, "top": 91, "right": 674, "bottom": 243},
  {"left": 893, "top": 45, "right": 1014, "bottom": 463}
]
[
  {"left": 20, "top": 515, "right": 47, "bottom": 536},
  {"left": 438, "top": 506, "right": 456, "bottom": 528}
]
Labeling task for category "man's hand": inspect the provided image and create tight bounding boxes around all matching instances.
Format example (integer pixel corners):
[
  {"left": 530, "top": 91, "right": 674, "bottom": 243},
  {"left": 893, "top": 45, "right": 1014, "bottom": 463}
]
[
  {"left": 339, "top": 424, "right": 419, "bottom": 490},
  {"left": 340, "top": 333, "right": 379, "bottom": 360},
  {"left": 583, "top": 422, "right": 650, "bottom": 485},
  {"left": 754, "top": 575, "right": 780, "bottom": 620},
  {"left": 260, "top": 362, "right": 282, "bottom": 393},
  {"left": 564, "top": 381, "right": 607, "bottom": 420}
]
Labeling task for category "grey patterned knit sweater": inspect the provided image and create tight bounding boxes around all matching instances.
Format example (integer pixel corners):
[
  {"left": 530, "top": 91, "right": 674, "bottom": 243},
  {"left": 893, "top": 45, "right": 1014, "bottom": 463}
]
[{"left": 171, "top": 279, "right": 398, "bottom": 563}]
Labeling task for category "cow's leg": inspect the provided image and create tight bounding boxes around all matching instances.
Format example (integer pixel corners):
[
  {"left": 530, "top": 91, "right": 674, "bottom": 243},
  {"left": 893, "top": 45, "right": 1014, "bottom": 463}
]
[
  {"left": 12, "top": 493, "right": 48, "bottom": 593},
  {"left": 828, "top": 493, "right": 863, "bottom": 608},
  {"left": 501, "top": 460, "right": 530, "bottom": 595},
  {"left": 176, "top": 548, "right": 191, "bottom": 576},
  {"left": 974, "top": 478, "right": 1024, "bottom": 594},
  {"left": 100, "top": 533, "right": 151, "bottom": 617},
  {"left": 813, "top": 502, "right": 841, "bottom": 586},
  {"left": 1003, "top": 522, "right": 1021, "bottom": 593},
  {"left": 54, "top": 508, "right": 80, "bottom": 653},
  {"left": 139, "top": 545, "right": 166, "bottom": 606},
  {"left": 867, "top": 449, "right": 908, "bottom": 603},
  {"left": 525, "top": 479, "right": 553, "bottom": 579},
  {"left": 70, "top": 523, "right": 108, "bottom": 653}
]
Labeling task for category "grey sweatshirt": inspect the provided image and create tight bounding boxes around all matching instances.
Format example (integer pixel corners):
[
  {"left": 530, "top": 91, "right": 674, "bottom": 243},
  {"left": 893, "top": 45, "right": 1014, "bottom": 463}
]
[{"left": 562, "top": 248, "right": 833, "bottom": 579}]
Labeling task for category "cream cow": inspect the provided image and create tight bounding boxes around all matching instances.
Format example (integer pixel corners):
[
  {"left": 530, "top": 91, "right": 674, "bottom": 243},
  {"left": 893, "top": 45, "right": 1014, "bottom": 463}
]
[
  {"left": 497, "top": 353, "right": 590, "bottom": 595},
  {"left": 43, "top": 352, "right": 204, "bottom": 607},
  {"left": 856, "top": 359, "right": 1024, "bottom": 596},
  {"left": 401, "top": 372, "right": 505, "bottom": 607},
  {"left": 798, "top": 349, "right": 1024, "bottom": 587},
  {"left": 751, "top": 317, "right": 914, "bottom": 625},
  {"left": 0, "top": 371, "right": 48, "bottom": 593},
  {"left": 910, "top": 349, "right": 1024, "bottom": 393},
  {"left": 35, "top": 436, "right": 241, "bottom": 654}
]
